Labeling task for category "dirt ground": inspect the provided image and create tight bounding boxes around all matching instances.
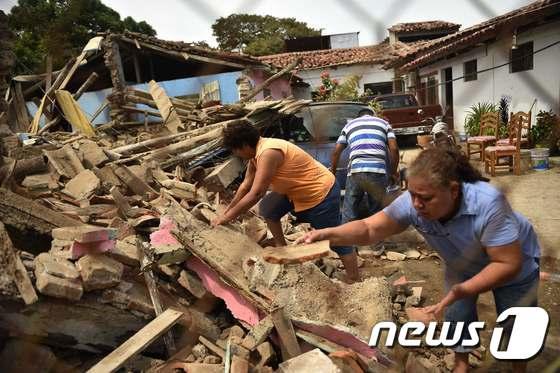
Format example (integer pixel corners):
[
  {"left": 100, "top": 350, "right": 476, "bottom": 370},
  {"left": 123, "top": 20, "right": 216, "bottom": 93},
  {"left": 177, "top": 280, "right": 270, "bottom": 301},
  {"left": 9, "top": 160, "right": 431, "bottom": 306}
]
[{"left": 356, "top": 142, "right": 560, "bottom": 371}]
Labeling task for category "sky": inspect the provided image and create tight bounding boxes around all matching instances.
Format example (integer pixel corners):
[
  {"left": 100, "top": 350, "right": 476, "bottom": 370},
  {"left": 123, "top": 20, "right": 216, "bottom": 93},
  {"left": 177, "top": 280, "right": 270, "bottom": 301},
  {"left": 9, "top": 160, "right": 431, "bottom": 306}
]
[{"left": 0, "top": 0, "right": 533, "bottom": 47}]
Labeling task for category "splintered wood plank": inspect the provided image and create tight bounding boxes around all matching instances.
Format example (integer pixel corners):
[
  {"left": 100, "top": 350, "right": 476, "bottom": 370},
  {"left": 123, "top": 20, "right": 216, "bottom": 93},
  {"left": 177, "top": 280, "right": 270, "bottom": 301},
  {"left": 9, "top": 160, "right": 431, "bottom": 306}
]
[
  {"left": 0, "top": 222, "right": 38, "bottom": 305},
  {"left": 261, "top": 240, "right": 331, "bottom": 264},
  {"left": 55, "top": 90, "right": 96, "bottom": 137},
  {"left": 86, "top": 308, "right": 183, "bottom": 373},
  {"left": 271, "top": 306, "right": 302, "bottom": 360},
  {"left": 148, "top": 80, "right": 182, "bottom": 133}
]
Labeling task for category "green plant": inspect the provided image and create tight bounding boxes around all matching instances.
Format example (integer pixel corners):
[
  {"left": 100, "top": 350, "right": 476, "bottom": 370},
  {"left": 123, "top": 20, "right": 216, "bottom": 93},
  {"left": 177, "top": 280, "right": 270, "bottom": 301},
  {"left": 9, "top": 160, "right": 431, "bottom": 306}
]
[
  {"left": 368, "top": 100, "right": 383, "bottom": 116},
  {"left": 531, "top": 110, "right": 559, "bottom": 153},
  {"left": 497, "top": 96, "right": 511, "bottom": 138},
  {"left": 314, "top": 72, "right": 360, "bottom": 102},
  {"left": 464, "top": 102, "right": 497, "bottom": 136}
]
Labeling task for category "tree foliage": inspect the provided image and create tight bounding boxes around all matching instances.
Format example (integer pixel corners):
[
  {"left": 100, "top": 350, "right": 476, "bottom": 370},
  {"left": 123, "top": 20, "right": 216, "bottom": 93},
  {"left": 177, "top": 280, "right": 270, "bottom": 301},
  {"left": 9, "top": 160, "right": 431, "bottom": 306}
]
[
  {"left": 8, "top": 0, "right": 156, "bottom": 74},
  {"left": 314, "top": 71, "right": 361, "bottom": 102},
  {"left": 212, "top": 14, "right": 320, "bottom": 56}
]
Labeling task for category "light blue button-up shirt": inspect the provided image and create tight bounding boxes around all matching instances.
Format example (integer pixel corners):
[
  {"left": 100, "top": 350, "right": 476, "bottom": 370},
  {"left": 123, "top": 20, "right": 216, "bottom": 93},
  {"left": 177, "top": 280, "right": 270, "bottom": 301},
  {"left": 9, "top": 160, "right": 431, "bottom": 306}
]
[{"left": 384, "top": 181, "right": 540, "bottom": 285}]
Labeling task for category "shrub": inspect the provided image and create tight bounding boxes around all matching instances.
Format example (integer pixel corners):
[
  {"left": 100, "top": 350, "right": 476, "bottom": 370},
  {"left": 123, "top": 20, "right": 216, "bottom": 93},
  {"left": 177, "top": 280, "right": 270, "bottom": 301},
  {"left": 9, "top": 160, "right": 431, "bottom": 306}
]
[
  {"left": 531, "top": 110, "right": 559, "bottom": 153},
  {"left": 464, "top": 102, "right": 497, "bottom": 136}
]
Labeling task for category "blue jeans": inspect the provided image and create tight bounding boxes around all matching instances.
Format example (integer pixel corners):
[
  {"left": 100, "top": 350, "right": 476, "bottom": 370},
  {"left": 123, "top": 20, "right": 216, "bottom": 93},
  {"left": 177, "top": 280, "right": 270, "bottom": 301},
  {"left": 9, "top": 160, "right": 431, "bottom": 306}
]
[
  {"left": 342, "top": 172, "right": 388, "bottom": 223},
  {"left": 259, "top": 182, "right": 354, "bottom": 256},
  {"left": 445, "top": 262, "right": 540, "bottom": 353}
]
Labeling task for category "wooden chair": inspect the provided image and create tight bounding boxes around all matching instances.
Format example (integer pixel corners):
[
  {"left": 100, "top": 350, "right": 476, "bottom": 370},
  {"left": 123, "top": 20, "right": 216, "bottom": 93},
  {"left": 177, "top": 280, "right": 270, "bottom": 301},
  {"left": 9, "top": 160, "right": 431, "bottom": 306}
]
[
  {"left": 484, "top": 113, "right": 522, "bottom": 176},
  {"left": 496, "top": 111, "right": 531, "bottom": 148},
  {"left": 467, "top": 112, "right": 499, "bottom": 161}
]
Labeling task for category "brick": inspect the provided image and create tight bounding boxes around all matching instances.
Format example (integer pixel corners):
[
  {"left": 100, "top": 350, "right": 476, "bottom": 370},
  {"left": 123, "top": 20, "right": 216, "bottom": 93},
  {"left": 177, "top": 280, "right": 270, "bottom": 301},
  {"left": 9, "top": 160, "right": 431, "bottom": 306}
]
[
  {"left": 77, "top": 255, "right": 123, "bottom": 291},
  {"left": 35, "top": 253, "right": 79, "bottom": 279},
  {"left": 278, "top": 349, "right": 337, "bottom": 373},
  {"left": 241, "top": 316, "right": 274, "bottom": 350},
  {"left": 21, "top": 173, "right": 58, "bottom": 191},
  {"left": 35, "top": 261, "right": 83, "bottom": 301},
  {"left": 177, "top": 270, "right": 207, "bottom": 298},
  {"left": 52, "top": 226, "right": 117, "bottom": 243},
  {"left": 77, "top": 140, "right": 109, "bottom": 168},
  {"left": 63, "top": 169, "right": 100, "bottom": 200}
]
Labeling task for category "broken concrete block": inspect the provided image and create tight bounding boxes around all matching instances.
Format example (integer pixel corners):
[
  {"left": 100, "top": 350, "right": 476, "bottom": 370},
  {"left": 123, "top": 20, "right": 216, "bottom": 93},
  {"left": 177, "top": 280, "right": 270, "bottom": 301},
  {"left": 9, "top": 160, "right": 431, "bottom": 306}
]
[
  {"left": 0, "top": 339, "right": 57, "bottom": 373},
  {"left": 108, "top": 236, "right": 140, "bottom": 266},
  {"left": 278, "top": 349, "right": 338, "bottom": 373},
  {"left": 256, "top": 342, "right": 276, "bottom": 367},
  {"left": 78, "top": 140, "right": 109, "bottom": 168},
  {"left": 63, "top": 169, "right": 100, "bottom": 200},
  {"left": 178, "top": 270, "right": 207, "bottom": 298},
  {"left": 100, "top": 281, "right": 154, "bottom": 315},
  {"left": 35, "top": 253, "right": 79, "bottom": 279},
  {"left": 77, "top": 255, "right": 123, "bottom": 291},
  {"left": 192, "top": 343, "right": 209, "bottom": 359},
  {"left": 405, "top": 295, "right": 421, "bottom": 308},
  {"left": 52, "top": 225, "right": 117, "bottom": 243},
  {"left": 241, "top": 316, "right": 274, "bottom": 350},
  {"left": 385, "top": 251, "right": 407, "bottom": 261},
  {"left": 241, "top": 216, "right": 268, "bottom": 243},
  {"left": 35, "top": 261, "right": 83, "bottom": 301},
  {"left": 44, "top": 144, "right": 85, "bottom": 179},
  {"left": 262, "top": 240, "right": 331, "bottom": 264},
  {"left": 203, "top": 156, "right": 244, "bottom": 192},
  {"left": 229, "top": 325, "right": 245, "bottom": 339}
]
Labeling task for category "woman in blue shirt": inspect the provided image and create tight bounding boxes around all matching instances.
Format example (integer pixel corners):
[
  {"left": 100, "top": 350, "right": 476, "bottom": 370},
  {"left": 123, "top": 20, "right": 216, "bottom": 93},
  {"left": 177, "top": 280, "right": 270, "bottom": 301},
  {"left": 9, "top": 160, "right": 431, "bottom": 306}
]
[{"left": 299, "top": 148, "right": 540, "bottom": 373}]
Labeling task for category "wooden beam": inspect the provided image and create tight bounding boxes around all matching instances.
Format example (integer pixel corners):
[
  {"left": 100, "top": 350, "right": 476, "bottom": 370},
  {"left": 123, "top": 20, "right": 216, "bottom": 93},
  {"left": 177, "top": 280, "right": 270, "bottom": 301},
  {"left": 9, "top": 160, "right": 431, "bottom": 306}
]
[
  {"left": 132, "top": 53, "right": 142, "bottom": 83},
  {"left": 148, "top": 80, "right": 183, "bottom": 133},
  {"left": 0, "top": 222, "right": 38, "bottom": 305},
  {"left": 182, "top": 52, "right": 246, "bottom": 69},
  {"left": 45, "top": 55, "right": 53, "bottom": 92},
  {"left": 59, "top": 52, "right": 87, "bottom": 90},
  {"left": 13, "top": 82, "right": 29, "bottom": 131},
  {"left": 240, "top": 58, "right": 301, "bottom": 103},
  {"left": 271, "top": 306, "right": 301, "bottom": 360},
  {"left": 86, "top": 308, "right": 183, "bottom": 373}
]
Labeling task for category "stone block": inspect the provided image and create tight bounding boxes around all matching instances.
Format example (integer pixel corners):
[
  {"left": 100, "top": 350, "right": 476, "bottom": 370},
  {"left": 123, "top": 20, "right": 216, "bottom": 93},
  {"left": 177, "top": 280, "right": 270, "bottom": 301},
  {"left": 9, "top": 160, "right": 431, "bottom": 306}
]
[
  {"left": 35, "top": 260, "right": 83, "bottom": 301},
  {"left": 77, "top": 255, "right": 123, "bottom": 291},
  {"left": 386, "top": 251, "right": 407, "bottom": 261},
  {"left": 52, "top": 226, "right": 117, "bottom": 243},
  {"left": 108, "top": 236, "right": 140, "bottom": 266},
  {"left": 35, "top": 253, "right": 79, "bottom": 279},
  {"left": 278, "top": 349, "right": 338, "bottom": 373}
]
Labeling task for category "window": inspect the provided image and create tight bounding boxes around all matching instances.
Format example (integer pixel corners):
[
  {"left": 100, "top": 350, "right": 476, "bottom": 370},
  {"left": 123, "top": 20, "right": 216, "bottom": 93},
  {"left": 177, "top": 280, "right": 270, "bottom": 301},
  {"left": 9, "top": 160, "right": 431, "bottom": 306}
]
[
  {"left": 464, "top": 59, "right": 477, "bottom": 81},
  {"left": 511, "top": 41, "right": 533, "bottom": 73},
  {"left": 363, "top": 81, "right": 393, "bottom": 96}
]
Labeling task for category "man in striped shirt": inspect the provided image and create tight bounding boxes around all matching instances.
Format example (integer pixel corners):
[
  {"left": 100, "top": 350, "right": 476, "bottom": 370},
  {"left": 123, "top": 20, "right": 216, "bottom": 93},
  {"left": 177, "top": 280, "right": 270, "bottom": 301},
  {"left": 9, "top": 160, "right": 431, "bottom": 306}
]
[{"left": 331, "top": 108, "right": 400, "bottom": 223}]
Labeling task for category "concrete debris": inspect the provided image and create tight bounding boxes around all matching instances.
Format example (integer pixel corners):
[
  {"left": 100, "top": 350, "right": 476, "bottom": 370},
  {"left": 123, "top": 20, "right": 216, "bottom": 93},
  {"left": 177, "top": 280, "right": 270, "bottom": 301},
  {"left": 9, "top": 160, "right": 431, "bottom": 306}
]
[
  {"left": 385, "top": 251, "right": 407, "bottom": 261},
  {"left": 35, "top": 259, "right": 83, "bottom": 301},
  {"left": 63, "top": 169, "right": 100, "bottom": 200},
  {"left": 76, "top": 254, "right": 123, "bottom": 291}
]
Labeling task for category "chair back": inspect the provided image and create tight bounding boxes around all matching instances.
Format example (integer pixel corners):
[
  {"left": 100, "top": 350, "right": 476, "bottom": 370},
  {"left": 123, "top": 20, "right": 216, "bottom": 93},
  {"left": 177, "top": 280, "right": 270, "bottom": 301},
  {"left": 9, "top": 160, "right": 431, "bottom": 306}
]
[
  {"left": 510, "top": 111, "right": 531, "bottom": 141},
  {"left": 507, "top": 113, "right": 523, "bottom": 152},
  {"left": 479, "top": 112, "right": 499, "bottom": 136}
]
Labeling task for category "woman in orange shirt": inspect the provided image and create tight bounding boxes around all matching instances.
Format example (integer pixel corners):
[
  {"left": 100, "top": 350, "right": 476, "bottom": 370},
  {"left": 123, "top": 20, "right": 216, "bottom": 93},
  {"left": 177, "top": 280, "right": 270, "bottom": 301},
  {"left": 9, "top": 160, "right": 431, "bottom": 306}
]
[{"left": 211, "top": 120, "right": 360, "bottom": 282}]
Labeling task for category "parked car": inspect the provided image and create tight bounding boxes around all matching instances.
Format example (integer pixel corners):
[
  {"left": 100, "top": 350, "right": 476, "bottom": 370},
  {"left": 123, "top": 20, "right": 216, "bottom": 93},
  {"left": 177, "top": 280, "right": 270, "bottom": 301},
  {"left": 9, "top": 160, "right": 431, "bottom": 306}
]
[
  {"left": 371, "top": 93, "right": 443, "bottom": 136},
  {"left": 262, "top": 101, "right": 371, "bottom": 188}
]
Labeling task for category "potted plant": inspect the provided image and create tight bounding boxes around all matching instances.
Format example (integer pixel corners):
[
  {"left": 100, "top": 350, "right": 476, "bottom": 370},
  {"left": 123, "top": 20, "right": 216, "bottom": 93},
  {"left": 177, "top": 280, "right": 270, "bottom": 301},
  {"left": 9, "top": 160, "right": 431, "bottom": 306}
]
[
  {"left": 531, "top": 110, "right": 559, "bottom": 153},
  {"left": 464, "top": 102, "right": 497, "bottom": 137}
]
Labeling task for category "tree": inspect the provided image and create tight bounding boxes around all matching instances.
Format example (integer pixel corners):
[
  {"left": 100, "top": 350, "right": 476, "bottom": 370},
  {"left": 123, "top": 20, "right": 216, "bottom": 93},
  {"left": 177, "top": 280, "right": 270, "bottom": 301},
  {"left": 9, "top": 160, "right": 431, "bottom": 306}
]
[
  {"left": 8, "top": 0, "right": 157, "bottom": 74},
  {"left": 212, "top": 14, "right": 320, "bottom": 56}
]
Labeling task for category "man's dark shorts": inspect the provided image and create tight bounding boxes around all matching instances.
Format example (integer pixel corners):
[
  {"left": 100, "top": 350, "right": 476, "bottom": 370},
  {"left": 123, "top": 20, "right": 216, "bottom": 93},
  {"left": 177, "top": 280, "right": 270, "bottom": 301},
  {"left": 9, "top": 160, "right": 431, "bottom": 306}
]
[{"left": 258, "top": 182, "right": 353, "bottom": 256}]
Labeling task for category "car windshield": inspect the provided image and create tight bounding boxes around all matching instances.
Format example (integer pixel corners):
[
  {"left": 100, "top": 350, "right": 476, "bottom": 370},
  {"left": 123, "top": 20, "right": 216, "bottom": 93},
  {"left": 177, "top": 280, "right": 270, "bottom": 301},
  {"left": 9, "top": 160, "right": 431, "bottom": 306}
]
[
  {"left": 263, "top": 103, "right": 369, "bottom": 143},
  {"left": 298, "top": 104, "right": 368, "bottom": 141},
  {"left": 376, "top": 95, "right": 416, "bottom": 109}
]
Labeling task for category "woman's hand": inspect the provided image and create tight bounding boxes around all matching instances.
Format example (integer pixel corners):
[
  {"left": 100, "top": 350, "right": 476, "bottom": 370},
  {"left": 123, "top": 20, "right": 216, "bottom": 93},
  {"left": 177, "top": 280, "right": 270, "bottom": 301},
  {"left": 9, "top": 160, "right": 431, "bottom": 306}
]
[{"left": 211, "top": 215, "right": 229, "bottom": 228}]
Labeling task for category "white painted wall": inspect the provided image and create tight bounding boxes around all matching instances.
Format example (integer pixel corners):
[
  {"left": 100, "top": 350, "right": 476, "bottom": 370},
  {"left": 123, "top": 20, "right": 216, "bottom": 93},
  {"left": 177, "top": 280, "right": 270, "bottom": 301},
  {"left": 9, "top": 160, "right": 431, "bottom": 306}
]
[
  {"left": 295, "top": 64, "right": 395, "bottom": 99},
  {"left": 418, "top": 20, "right": 560, "bottom": 134}
]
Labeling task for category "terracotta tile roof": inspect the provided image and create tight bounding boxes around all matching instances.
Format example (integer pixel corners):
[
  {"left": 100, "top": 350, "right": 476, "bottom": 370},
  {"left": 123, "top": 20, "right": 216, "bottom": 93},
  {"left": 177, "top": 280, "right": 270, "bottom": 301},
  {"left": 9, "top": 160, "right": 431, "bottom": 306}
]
[
  {"left": 258, "top": 41, "right": 425, "bottom": 70},
  {"left": 388, "top": 0, "right": 560, "bottom": 70},
  {"left": 388, "top": 21, "right": 460, "bottom": 34}
]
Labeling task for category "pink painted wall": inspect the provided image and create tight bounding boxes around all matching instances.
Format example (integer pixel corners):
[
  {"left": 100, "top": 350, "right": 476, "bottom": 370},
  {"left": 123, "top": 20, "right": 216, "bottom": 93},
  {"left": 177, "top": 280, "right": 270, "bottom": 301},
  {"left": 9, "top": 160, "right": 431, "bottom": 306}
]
[{"left": 247, "top": 69, "right": 292, "bottom": 100}]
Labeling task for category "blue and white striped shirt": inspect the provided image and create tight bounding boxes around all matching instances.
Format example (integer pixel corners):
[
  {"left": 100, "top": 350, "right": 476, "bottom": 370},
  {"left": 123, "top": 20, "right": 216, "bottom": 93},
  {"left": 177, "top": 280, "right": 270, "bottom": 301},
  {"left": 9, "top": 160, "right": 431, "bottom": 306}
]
[{"left": 336, "top": 115, "right": 395, "bottom": 175}]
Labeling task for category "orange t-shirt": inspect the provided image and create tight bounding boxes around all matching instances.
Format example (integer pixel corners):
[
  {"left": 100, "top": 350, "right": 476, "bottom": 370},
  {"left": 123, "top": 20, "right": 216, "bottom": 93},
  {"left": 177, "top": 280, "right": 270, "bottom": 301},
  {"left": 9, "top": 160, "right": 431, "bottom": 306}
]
[{"left": 253, "top": 137, "right": 335, "bottom": 212}]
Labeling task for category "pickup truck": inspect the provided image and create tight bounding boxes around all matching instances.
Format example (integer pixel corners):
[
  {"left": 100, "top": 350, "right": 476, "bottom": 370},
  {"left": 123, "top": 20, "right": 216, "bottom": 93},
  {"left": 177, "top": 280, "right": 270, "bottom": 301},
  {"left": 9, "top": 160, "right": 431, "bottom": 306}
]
[{"left": 371, "top": 93, "right": 442, "bottom": 136}]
